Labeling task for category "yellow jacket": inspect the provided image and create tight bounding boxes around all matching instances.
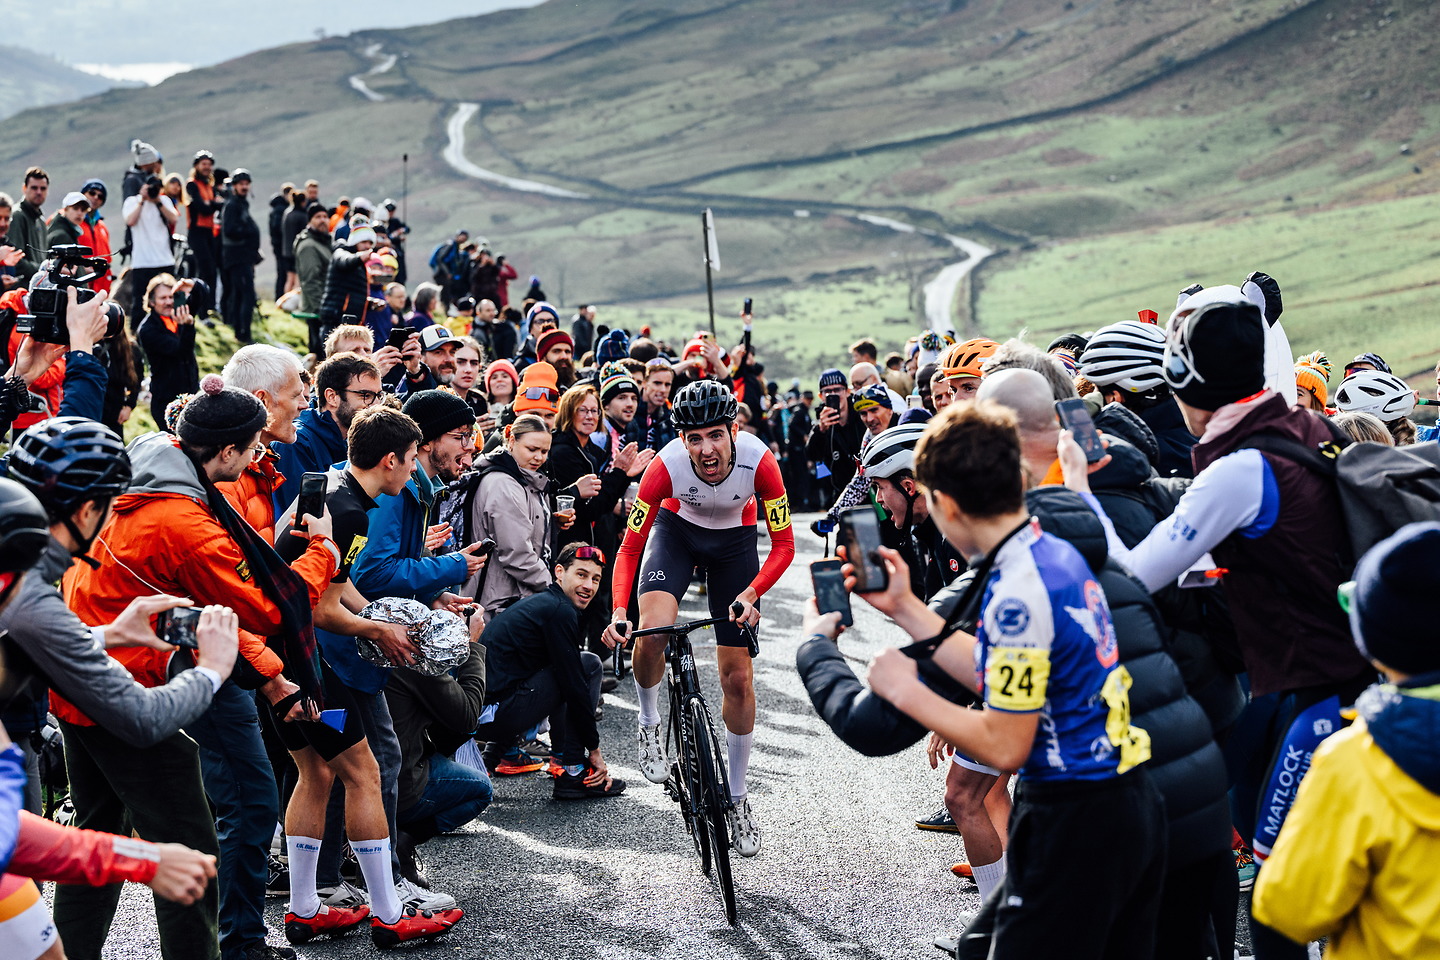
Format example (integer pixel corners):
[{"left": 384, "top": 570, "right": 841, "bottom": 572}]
[{"left": 1253, "top": 718, "right": 1440, "bottom": 958}]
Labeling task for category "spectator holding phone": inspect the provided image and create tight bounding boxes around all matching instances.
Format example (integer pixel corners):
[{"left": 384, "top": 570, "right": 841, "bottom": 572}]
[
  {"left": 272, "top": 352, "right": 383, "bottom": 511},
  {"left": 806, "top": 368, "right": 865, "bottom": 508},
  {"left": 137, "top": 273, "right": 200, "bottom": 425}
]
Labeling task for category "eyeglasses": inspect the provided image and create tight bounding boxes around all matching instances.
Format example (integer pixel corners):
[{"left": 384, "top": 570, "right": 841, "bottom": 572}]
[
  {"left": 443, "top": 429, "right": 476, "bottom": 449},
  {"left": 345, "top": 388, "right": 383, "bottom": 405},
  {"left": 522, "top": 386, "right": 560, "bottom": 401},
  {"left": 574, "top": 545, "right": 606, "bottom": 565}
]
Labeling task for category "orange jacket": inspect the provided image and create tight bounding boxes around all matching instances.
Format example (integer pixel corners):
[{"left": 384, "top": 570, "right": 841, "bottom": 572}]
[
  {"left": 5, "top": 290, "right": 64, "bottom": 431},
  {"left": 57, "top": 434, "right": 337, "bottom": 727}
]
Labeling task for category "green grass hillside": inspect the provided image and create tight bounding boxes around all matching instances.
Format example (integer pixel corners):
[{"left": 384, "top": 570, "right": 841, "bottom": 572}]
[
  {"left": 0, "top": 46, "right": 113, "bottom": 121},
  {"left": 1, "top": 0, "right": 1437, "bottom": 383}
]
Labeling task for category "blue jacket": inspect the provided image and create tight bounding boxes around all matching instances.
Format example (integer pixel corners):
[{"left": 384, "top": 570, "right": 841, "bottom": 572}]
[
  {"left": 352, "top": 463, "right": 468, "bottom": 607},
  {"left": 272, "top": 406, "right": 346, "bottom": 514},
  {"left": 57, "top": 350, "right": 107, "bottom": 422}
]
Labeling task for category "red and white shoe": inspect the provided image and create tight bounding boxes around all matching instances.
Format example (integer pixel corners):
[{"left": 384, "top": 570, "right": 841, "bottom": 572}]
[
  {"left": 370, "top": 904, "right": 465, "bottom": 950},
  {"left": 284, "top": 903, "right": 370, "bottom": 944}
]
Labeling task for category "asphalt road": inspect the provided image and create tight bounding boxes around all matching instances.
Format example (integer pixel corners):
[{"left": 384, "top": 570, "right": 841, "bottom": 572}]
[{"left": 83, "top": 513, "right": 983, "bottom": 959}]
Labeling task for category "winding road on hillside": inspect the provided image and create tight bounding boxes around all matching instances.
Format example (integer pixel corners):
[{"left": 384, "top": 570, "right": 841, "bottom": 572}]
[
  {"left": 348, "top": 43, "right": 397, "bottom": 102},
  {"left": 438, "top": 103, "right": 991, "bottom": 334}
]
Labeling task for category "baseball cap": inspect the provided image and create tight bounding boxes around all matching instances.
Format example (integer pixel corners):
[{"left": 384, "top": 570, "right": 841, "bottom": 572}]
[
  {"left": 60, "top": 191, "right": 89, "bottom": 209},
  {"left": 419, "top": 326, "right": 464, "bottom": 353}
]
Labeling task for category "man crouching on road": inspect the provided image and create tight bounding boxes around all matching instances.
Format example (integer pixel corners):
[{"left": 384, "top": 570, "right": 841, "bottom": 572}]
[{"left": 477, "top": 542, "right": 625, "bottom": 800}]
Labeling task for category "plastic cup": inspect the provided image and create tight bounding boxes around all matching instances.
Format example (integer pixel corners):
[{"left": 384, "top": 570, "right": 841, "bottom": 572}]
[{"left": 556, "top": 495, "right": 576, "bottom": 514}]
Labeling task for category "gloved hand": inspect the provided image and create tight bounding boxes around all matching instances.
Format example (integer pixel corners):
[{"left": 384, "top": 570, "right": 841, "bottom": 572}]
[{"left": 1241, "top": 271, "right": 1283, "bottom": 324}]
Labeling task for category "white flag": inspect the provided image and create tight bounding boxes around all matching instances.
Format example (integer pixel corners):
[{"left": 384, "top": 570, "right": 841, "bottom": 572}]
[{"left": 703, "top": 208, "right": 721, "bottom": 272}]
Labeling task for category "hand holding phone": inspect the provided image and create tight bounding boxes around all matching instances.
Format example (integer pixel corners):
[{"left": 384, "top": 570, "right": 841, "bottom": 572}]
[
  {"left": 156, "top": 607, "right": 203, "bottom": 649},
  {"left": 296, "top": 472, "right": 327, "bottom": 527},
  {"left": 838, "top": 506, "right": 889, "bottom": 593},
  {"left": 810, "top": 559, "right": 853, "bottom": 628},
  {"left": 1055, "top": 398, "right": 1106, "bottom": 463}
]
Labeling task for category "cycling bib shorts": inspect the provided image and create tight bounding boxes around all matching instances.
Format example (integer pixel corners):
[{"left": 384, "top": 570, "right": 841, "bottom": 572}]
[{"left": 639, "top": 510, "right": 759, "bottom": 647}]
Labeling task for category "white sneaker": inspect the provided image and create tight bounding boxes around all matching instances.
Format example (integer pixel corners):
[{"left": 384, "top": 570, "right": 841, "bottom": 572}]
[
  {"left": 317, "top": 881, "right": 369, "bottom": 909},
  {"left": 638, "top": 723, "right": 668, "bottom": 783},
  {"left": 728, "top": 796, "right": 761, "bottom": 857},
  {"left": 396, "top": 877, "right": 457, "bottom": 912}
]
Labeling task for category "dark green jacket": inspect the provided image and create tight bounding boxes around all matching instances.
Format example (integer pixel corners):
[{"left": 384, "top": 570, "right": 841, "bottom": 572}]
[
  {"left": 6, "top": 201, "right": 46, "bottom": 282},
  {"left": 293, "top": 227, "right": 332, "bottom": 314}
]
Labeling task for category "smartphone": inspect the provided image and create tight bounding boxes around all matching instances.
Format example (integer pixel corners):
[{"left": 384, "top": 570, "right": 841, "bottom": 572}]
[
  {"left": 386, "top": 326, "right": 414, "bottom": 350},
  {"left": 475, "top": 537, "right": 497, "bottom": 559},
  {"left": 173, "top": 289, "right": 188, "bottom": 309},
  {"left": 810, "top": 559, "right": 853, "bottom": 628},
  {"left": 743, "top": 297, "right": 753, "bottom": 315},
  {"left": 157, "top": 606, "right": 202, "bottom": 649},
  {"left": 838, "top": 505, "right": 888, "bottom": 594},
  {"left": 297, "top": 472, "right": 327, "bottom": 525},
  {"left": 824, "top": 394, "right": 841, "bottom": 411},
  {"left": 1055, "top": 398, "right": 1106, "bottom": 463}
]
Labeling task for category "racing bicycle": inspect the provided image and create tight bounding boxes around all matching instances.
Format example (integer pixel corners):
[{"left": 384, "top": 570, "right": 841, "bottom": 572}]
[{"left": 620, "top": 601, "right": 757, "bottom": 926}]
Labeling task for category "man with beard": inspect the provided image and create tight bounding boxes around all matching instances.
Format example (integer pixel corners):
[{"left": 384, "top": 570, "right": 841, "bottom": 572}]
[
  {"left": 272, "top": 353, "right": 383, "bottom": 511},
  {"left": 533, "top": 328, "right": 576, "bottom": 389},
  {"left": 398, "top": 326, "right": 463, "bottom": 396},
  {"left": 599, "top": 372, "right": 640, "bottom": 455}
]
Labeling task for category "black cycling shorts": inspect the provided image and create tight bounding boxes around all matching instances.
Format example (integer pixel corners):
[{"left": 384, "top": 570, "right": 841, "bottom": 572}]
[
  {"left": 264, "top": 659, "right": 367, "bottom": 762},
  {"left": 638, "top": 509, "right": 759, "bottom": 648}
]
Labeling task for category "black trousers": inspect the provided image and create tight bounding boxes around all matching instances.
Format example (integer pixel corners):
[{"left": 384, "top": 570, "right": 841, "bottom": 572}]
[
  {"left": 221, "top": 262, "right": 256, "bottom": 341},
  {"left": 477, "top": 655, "right": 603, "bottom": 767},
  {"left": 54, "top": 721, "right": 220, "bottom": 960},
  {"left": 189, "top": 228, "right": 219, "bottom": 294},
  {"left": 959, "top": 769, "right": 1168, "bottom": 960}
]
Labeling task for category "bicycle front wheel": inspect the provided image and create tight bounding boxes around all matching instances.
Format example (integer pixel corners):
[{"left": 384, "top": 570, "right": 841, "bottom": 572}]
[
  {"left": 688, "top": 696, "right": 737, "bottom": 926},
  {"left": 670, "top": 691, "right": 710, "bottom": 874}
]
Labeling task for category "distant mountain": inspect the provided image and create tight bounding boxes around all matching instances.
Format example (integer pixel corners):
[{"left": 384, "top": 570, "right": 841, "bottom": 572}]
[{"left": 0, "top": 46, "right": 117, "bottom": 121}]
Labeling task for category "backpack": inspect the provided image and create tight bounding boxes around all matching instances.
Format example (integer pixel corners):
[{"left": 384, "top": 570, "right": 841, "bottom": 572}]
[{"left": 1241, "top": 427, "right": 1440, "bottom": 567}]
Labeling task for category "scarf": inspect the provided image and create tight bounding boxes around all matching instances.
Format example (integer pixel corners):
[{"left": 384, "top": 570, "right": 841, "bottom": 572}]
[{"left": 194, "top": 459, "right": 325, "bottom": 709}]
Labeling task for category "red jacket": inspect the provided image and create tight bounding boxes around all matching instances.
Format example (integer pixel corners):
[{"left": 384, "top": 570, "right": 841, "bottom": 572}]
[
  {"left": 79, "top": 215, "right": 113, "bottom": 294},
  {"left": 5, "top": 288, "right": 63, "bottom": 431},
  {"left": 6, "top": 811, "right": 159, "bottom": 886}
]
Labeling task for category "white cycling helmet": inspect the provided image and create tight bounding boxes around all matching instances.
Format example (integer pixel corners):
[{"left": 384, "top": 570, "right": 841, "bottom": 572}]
[
  {"left": 1078, "top": 320, "right": 1167, "bottom": 392},
  {"left": 1333, "top": 371, "right": 1416, "bottom": 423},
  {"left": 860, "top": 422, "right": 929, "bottom": 480}
]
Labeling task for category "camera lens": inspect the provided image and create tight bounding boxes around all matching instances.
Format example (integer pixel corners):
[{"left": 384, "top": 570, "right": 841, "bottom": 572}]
[{"left": 103, "top": 302, "right": 125, "bottom": 340}]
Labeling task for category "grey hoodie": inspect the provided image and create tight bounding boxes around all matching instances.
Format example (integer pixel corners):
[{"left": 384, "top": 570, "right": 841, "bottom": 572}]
[{"left": 0, "top": 534, "right": 215, "bottom": 749}]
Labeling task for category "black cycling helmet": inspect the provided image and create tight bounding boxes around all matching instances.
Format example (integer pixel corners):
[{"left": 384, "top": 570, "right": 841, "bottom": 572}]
[
  {"left": 0, "top": 478, "right": 49, "bottom": 577},
  {"left": 672, "top": 380, "right": 738, "bottom": 430},
  {"left": 9, "top": 417, "right": 131, "bottom": 521}
]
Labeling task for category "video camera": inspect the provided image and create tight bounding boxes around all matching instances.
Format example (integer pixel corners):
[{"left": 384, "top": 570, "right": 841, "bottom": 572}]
[{"left": 17, "top": 244, "right": 125, "bottom": 346}]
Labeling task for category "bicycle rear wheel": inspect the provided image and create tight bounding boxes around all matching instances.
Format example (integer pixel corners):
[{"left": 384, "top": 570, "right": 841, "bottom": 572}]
[
  {"left": 688, "top": 696, "right": 737, "bottom": 926},
  {"left": 668, "top": 691, "right": 710, "bottom": 873}
]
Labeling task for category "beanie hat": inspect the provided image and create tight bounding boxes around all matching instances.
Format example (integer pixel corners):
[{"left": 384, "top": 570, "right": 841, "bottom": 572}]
[
  {"left": 851, "top": 382, "right": 893, "bottom": 413},
  {"left": 177, "top": 374, "right": 267, "bottom": 448},
  {"left": 401, "top": 389, "right": 476, "bottom": 444},
  {"left": 484, "top": 359, "right": 519, "bottom": 394},
  {"left": 818, "top": 368, "right": 846, "bottom": 390},
  {"left": 916, "top": 330, "right": 947, "bottom": 369},
  {"left": 1162, "top": 300, "right": 1266, "bottom": 412},
  {"left": 348, "top": 226, "right": 376, "bottom": 247},
  {"left": 535, "top": 328, "right": 573, "bottom": 361},
  {"left": 1348, "top": 521, "right": 1440, "bottom": 674},
  {"left": 1294, "top": 362, "right": 1329, "bottom": 408},
  {"left": 513, "top": 362, "right": 559, "bottom": 415},
  {"left": 305, "top": 201, "right": 326, "bottom": 219},
  {"left": 601, "top": 372, "right": 640, "bottom": 405},
  {"left": 596, "top": 329, "right": 630, "bottom": 365},
  {"left": 130, "top": 139, "right": 160, "bottom": 166},
  {"left": 80, "top": 178, "right": 108, "bottom": 202},
  {"left": 1297, "top": 350, "right": 1332, "bottom": 380}
]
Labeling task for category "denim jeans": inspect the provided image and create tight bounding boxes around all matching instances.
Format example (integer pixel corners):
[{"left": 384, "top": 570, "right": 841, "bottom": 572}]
[
  {"left": 317, "top": 686, "right": 403, "bottom": 886},
  {"left": 186, "top": 683, "right": 278, "bottom": 960},
  {"left": 399, "top": 754, "right": 493, "bottom": 837}
]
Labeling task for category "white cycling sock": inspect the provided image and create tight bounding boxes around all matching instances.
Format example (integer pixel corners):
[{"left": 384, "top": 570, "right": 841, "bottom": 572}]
[
  {"left": 635, "top": 679, "right": 662, "bottom": 728},
  {"left": 352, "top": 838, "right": 404, "bottom": 924},
  {"left": 726, "top": 730, "right": 753, "bottom": 802},
  {"left": 286, "top": 835, "right": 322, "bottom": 918},
  {"left": 972, "top": 853, "right": 1007, "bottom": 903}
]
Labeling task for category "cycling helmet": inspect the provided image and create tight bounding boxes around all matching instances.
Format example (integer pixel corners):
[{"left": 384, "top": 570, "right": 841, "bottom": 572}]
[
  {"left": 1344, "top": 352, "right": 1391, "bottom": 376},
  {"left": 0, "top": 478, "right": 49, "bottom": 577},
  {"left": 1078, "top": 320, "right": 1167, "bottom": 392},
  {"left": 860, "top": 423, "right": 928, "bottom": 480},
  {"left": 672, "top": 380, "right": 738, "bottom": 429},
  {"left": 940, "top": 338, "right": 999, "bottom": 381},
  {"left": 8, "top": 417, "right": 131, "bottom": 520},
  {"left": 1334, "top": 371, "right": 1415, "bottom": 423}
]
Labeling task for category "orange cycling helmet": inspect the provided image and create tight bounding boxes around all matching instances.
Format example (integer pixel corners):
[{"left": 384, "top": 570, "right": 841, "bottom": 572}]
[{"left": 940, "top": 338, "right": 999, "bottom": 381}]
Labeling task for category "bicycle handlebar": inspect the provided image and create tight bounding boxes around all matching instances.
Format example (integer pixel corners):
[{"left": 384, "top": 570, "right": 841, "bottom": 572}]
[{"left": 619, "top": 601, "right": 749, "bottom": 640}]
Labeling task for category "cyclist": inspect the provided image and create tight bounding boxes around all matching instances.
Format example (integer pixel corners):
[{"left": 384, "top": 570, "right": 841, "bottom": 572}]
[{"left": 602, "top": 381, "right": 795, "bottom": 857}]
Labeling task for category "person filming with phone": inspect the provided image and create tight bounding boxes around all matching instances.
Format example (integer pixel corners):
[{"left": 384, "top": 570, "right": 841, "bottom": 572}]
[{"left": 806, "top": 368, "right": 865, "bottom": 508}]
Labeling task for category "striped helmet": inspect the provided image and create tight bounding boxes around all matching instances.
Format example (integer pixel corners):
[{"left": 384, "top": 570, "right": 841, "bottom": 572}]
[
  {"left": 860, "top": 422, "right": 929, "bottom": 480},
  {"left": 1078, "top": 320, "right": 1167, "bottom": 392}
]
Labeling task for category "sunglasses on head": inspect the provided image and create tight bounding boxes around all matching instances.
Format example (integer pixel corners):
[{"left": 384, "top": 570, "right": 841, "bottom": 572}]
[
  {"left": 574, "top": 545, "right": 606, "bottom": 565},
  {"left": 522, "top": 386, "right": 560, "bottom": 401}
]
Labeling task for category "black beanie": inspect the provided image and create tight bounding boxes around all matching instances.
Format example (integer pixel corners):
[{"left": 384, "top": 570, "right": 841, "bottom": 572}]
[
  {"left": 402, "top": 389, "right": 476, "bottom": 444},
  {"left": 1350, "top": 521, "right": 1440, "bottom": 675},
  {"left": 178, "top": 374, "right": 268, "bottom": 448},
  {"left": 1164, "top": 302, "right": 1266, "bottom": 412}
]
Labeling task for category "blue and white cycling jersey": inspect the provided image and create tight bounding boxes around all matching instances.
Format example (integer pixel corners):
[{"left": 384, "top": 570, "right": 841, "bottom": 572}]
[{"left": 975, "top": 519, "right": 1150, "bottom": 782}]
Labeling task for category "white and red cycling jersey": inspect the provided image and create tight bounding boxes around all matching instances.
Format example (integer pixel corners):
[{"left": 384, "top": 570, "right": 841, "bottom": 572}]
[{"left": 612, "top": 430, "right": 795, "bottom": 607}]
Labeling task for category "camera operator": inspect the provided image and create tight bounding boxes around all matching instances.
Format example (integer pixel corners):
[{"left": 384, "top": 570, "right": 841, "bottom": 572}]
[
  {"left": 3, "top": 281, "right": 115, "bottom": 436},
  {"left": 220, "top": 170, "right": 262, "bottom": 342},
  {"left": 121, "top": 166, "right": 178, "bottom": 328},
  {"left": 137, "top": 274, "right": 201, "bottom": 425}
]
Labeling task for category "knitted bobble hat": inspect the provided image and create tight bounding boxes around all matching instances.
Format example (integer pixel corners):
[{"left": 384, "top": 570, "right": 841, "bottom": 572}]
[{"left": 177, "top": 374, "right": 267, "bottom": 448}]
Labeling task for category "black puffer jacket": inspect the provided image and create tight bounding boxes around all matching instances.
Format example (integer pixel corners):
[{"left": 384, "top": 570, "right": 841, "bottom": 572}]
[
  {"left": 1027, "top": 486, "right": 1230, "bottom": 868},
  {"left": 547, "top": 428, "right": 628, "bottom": 550},
  {"left": 1089, "top": 440, "right": 1247, "bottom": 734},
  {"left": 319, "top": 248, "right": 370, "bottom": 328}
]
